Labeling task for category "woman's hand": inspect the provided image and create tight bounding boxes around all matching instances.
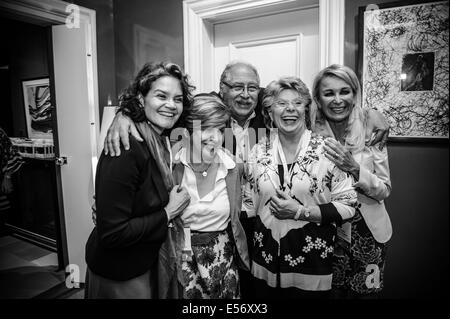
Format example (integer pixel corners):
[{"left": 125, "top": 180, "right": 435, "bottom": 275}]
[
  {"left": 324, "top": 138, "right": 360, "bottom": 180},
  {"left": 164, "top": 185, "right": 191, "bottom": 222},
  {"left": 269, "top": 189, "right": 301, "bottom": 220},
  {"left": 365, "top": 108, "right": 390, "bottom": 150},
  {"left": 104, "top": 112, "right": 142, "bottom": 156}
]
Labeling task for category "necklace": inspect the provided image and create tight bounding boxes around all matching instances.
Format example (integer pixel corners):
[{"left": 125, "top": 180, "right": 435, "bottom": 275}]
[
  {"left": 190, "top": 162, "right": 213, "bottom": 177},
  {"left": 268, "top": 130, "right": 310, "bottom": 191}
]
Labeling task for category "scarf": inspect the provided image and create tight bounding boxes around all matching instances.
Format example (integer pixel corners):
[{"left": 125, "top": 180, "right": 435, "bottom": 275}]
[
  {"left": 135, "top": 122, "right": 173, "bottom": 191},
  {"left": 135, "top": 121, "right": 185, "bottom": 298}
]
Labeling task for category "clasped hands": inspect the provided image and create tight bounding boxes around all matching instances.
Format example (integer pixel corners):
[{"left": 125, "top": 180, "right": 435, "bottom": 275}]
[{"left": 269, "top": 189, "right": 303, "bottom": 220}]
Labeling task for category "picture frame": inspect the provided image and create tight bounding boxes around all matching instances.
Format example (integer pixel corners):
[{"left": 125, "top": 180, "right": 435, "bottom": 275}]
[
  {"left": 21, "top": 77, "right": 53, "bottom": 140},
  {"left": 358, "top": 0, "right": 449, "bottom": 141}
]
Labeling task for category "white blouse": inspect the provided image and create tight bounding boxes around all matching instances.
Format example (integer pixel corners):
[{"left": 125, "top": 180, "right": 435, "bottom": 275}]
[{"left": 175, "top": 148, "right": 235, "bottom": 232}]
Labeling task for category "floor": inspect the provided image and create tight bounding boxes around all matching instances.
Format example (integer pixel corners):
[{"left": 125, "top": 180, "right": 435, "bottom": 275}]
[{"left": 0, "top": 235, "right": 84, "bottom": 299}]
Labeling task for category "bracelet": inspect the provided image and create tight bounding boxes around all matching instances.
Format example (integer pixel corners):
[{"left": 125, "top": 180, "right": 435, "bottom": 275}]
[{"left": 294, "top": 205, "right": 303, "bottom": 220}]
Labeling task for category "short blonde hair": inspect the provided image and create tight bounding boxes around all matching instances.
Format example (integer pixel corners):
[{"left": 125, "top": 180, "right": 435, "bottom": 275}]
[
  {"left": 183, "top": 93, "right": 230, "bottom": 133},
  {"left": 261, "top": 76, "right": 312, "bottom": 129},
  {"left": 311, "top": 64, "right": 365, "bottom": 153}
]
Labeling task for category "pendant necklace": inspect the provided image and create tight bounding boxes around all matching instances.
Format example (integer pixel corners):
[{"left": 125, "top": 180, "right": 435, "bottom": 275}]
[
  {"left": 274, "top": 130, "right": 311, "bottom": 191},
  {"left": 190, "top": 162, "right": 213, "bottom": 177}
]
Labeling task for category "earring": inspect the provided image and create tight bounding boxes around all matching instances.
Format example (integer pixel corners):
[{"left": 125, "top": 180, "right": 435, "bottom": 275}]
[{"left": 138, "top": 93, "right": 144, "bottom": 107}]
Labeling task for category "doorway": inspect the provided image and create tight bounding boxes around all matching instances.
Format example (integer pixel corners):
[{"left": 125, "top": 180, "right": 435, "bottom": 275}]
[
  {"left": 213, "top": 6, "right": 319, "bottom": 90},
  {"left": 0, "top": 0, "right": 99, "bottom": 288},
  {"left": 183, "top": 0, "right": 345, "bottom": 92},
  {"left": 0, "top": 17, "right": 60, "bottom": 251}
]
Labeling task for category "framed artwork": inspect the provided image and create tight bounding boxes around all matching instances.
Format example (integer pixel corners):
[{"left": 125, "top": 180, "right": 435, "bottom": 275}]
[
  {"left": 22, "top": 77, "right": 53, "bottom": 140},
  {"left": 359, "top": 0, "right": 449, "bottom": 140}
]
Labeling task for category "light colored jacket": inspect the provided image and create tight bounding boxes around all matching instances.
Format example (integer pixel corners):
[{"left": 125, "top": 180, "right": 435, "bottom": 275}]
[{"left": 352, "top": 145, "right": 392, "bottom": 243}]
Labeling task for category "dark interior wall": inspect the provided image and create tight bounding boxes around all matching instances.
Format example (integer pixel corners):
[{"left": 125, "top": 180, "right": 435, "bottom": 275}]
[
  {"left": 0, "top": 19, "right": 12, "bottom": 135},
  {"left": 113, "top": 0, "right": 184, "bottom": 95},
  {"left": 72, "top": 0, "right": 116, "bottom": 118},
  {"left": 345, "top": 0, "right": 449, "bottom": 298},
  {"left": 0, "top": 18, "right": 50, "bottom": 137}
]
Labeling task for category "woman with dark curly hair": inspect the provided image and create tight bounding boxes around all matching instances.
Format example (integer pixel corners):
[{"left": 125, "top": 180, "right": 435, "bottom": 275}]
[{"left": 85, "top": 61, "right": 194, "bottom": 298}]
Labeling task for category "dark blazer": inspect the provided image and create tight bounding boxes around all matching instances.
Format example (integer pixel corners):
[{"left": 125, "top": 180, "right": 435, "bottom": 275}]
[{"left": 85, "top": 136, "right": 169, "bottom": 281}]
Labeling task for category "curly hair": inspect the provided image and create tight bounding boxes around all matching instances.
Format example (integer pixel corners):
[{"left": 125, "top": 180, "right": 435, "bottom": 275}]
[
  {"left": 261, "top": 76, "right": 312, "bottom": 129},
  {"left": 118, "top": 61, "right": 195, "bottom": 125}
]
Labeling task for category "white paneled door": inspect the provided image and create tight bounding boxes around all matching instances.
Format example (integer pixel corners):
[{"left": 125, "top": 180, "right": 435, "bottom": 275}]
[
  {"left": 52, "top": 23, "right": 97, "bottom": 282},
  {"left": 213, "top": 7, "right": 320, "bottom": 90}
]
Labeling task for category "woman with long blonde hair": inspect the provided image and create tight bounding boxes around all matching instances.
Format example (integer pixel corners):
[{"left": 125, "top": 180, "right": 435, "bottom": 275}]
[{"left": 311, "top": 64, "right": 393, "bottom": 298}]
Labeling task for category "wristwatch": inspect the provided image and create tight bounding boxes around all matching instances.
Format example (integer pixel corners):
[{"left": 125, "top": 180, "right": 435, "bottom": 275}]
[
  {"left": 295, "top": 205, "right": 310, "bottom": 220},
  {"left": 302, "top": 206, "right": 310, "bottom": 219}
]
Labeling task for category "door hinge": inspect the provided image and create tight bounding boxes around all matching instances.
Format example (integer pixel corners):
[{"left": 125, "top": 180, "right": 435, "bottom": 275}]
[{"left": 55, "top": 156, "right": 68, "bottom": 166}]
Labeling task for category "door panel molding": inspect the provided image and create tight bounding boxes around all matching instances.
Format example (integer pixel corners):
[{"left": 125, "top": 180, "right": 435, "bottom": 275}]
[
  {"left": 228, "top": 33, "right": 303, "bottom": 84},
  {"left": 183, "top": 0, "right": 344, "bottom": 92}
]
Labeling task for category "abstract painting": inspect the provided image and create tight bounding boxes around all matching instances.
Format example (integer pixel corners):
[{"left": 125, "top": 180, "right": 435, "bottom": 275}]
[
  {"left": 360, "top": 1, "right": 449, "bottom": 139},
  {"left": 22, "top": 78, "right": 53, "bottom": 140}
]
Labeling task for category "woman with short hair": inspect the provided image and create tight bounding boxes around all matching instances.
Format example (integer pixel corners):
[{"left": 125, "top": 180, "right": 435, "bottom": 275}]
[
  {"left": 244, "top": 76, "right": 357, "bottom": 298},
  {"left": 173, "top": 93, "right": 250, "bottom": 299}
]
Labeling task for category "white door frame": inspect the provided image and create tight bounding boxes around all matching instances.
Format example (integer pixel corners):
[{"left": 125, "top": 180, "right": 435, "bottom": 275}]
[
  {"left": 0, "top": 1, "right": 99, "bottom": 148},
  {"left": 0, "top": 0, "right": 99, "bottom": 277},
  {"left": 183, "top": 0, "right": 344, "bottom": 92},
  {"left": 0, "top": 0, "right": 99, "bottom": 132}
]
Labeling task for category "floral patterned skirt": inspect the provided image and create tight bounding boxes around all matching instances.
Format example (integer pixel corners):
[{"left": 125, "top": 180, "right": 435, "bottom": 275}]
[
  {"left": 252, "top": 215, "right": 336, "bottom": 292},
  {"left": 332, "top": 210, "right": 388, "bottom": 296},
  {"left": 182, "top": 226, "right": 240, "bottom": 299}
]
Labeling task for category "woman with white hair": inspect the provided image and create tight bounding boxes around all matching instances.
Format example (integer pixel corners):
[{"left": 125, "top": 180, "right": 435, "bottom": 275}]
[
  {"left": 311, "top": 64, "right": 393, "bottom": 298},
  {"left": 245, "top": 76, "right": 357, "bottom": 298}
]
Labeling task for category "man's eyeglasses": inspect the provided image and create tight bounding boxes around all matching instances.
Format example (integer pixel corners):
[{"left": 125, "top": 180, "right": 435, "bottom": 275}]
[{"left": 221, "top": 80, "right": 260, "bottom": 94}]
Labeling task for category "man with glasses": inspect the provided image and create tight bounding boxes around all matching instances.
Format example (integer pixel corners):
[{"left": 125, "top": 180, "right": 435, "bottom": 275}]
[
  {"left": 216, "top": 61, "right": 266, "bottom": 165},
  {"left": 215, "top": 62, "right": 265, "bottom": 299}
]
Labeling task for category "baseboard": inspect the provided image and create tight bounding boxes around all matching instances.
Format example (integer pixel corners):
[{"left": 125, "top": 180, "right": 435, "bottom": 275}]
[{"left": 33, "top": 281, "right": 85, "bottom": 299}]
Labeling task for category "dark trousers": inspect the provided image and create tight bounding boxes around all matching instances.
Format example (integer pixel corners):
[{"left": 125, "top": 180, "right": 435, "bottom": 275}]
[{"left": 239, "top": 215, "right": 255, "bottom": 299}]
